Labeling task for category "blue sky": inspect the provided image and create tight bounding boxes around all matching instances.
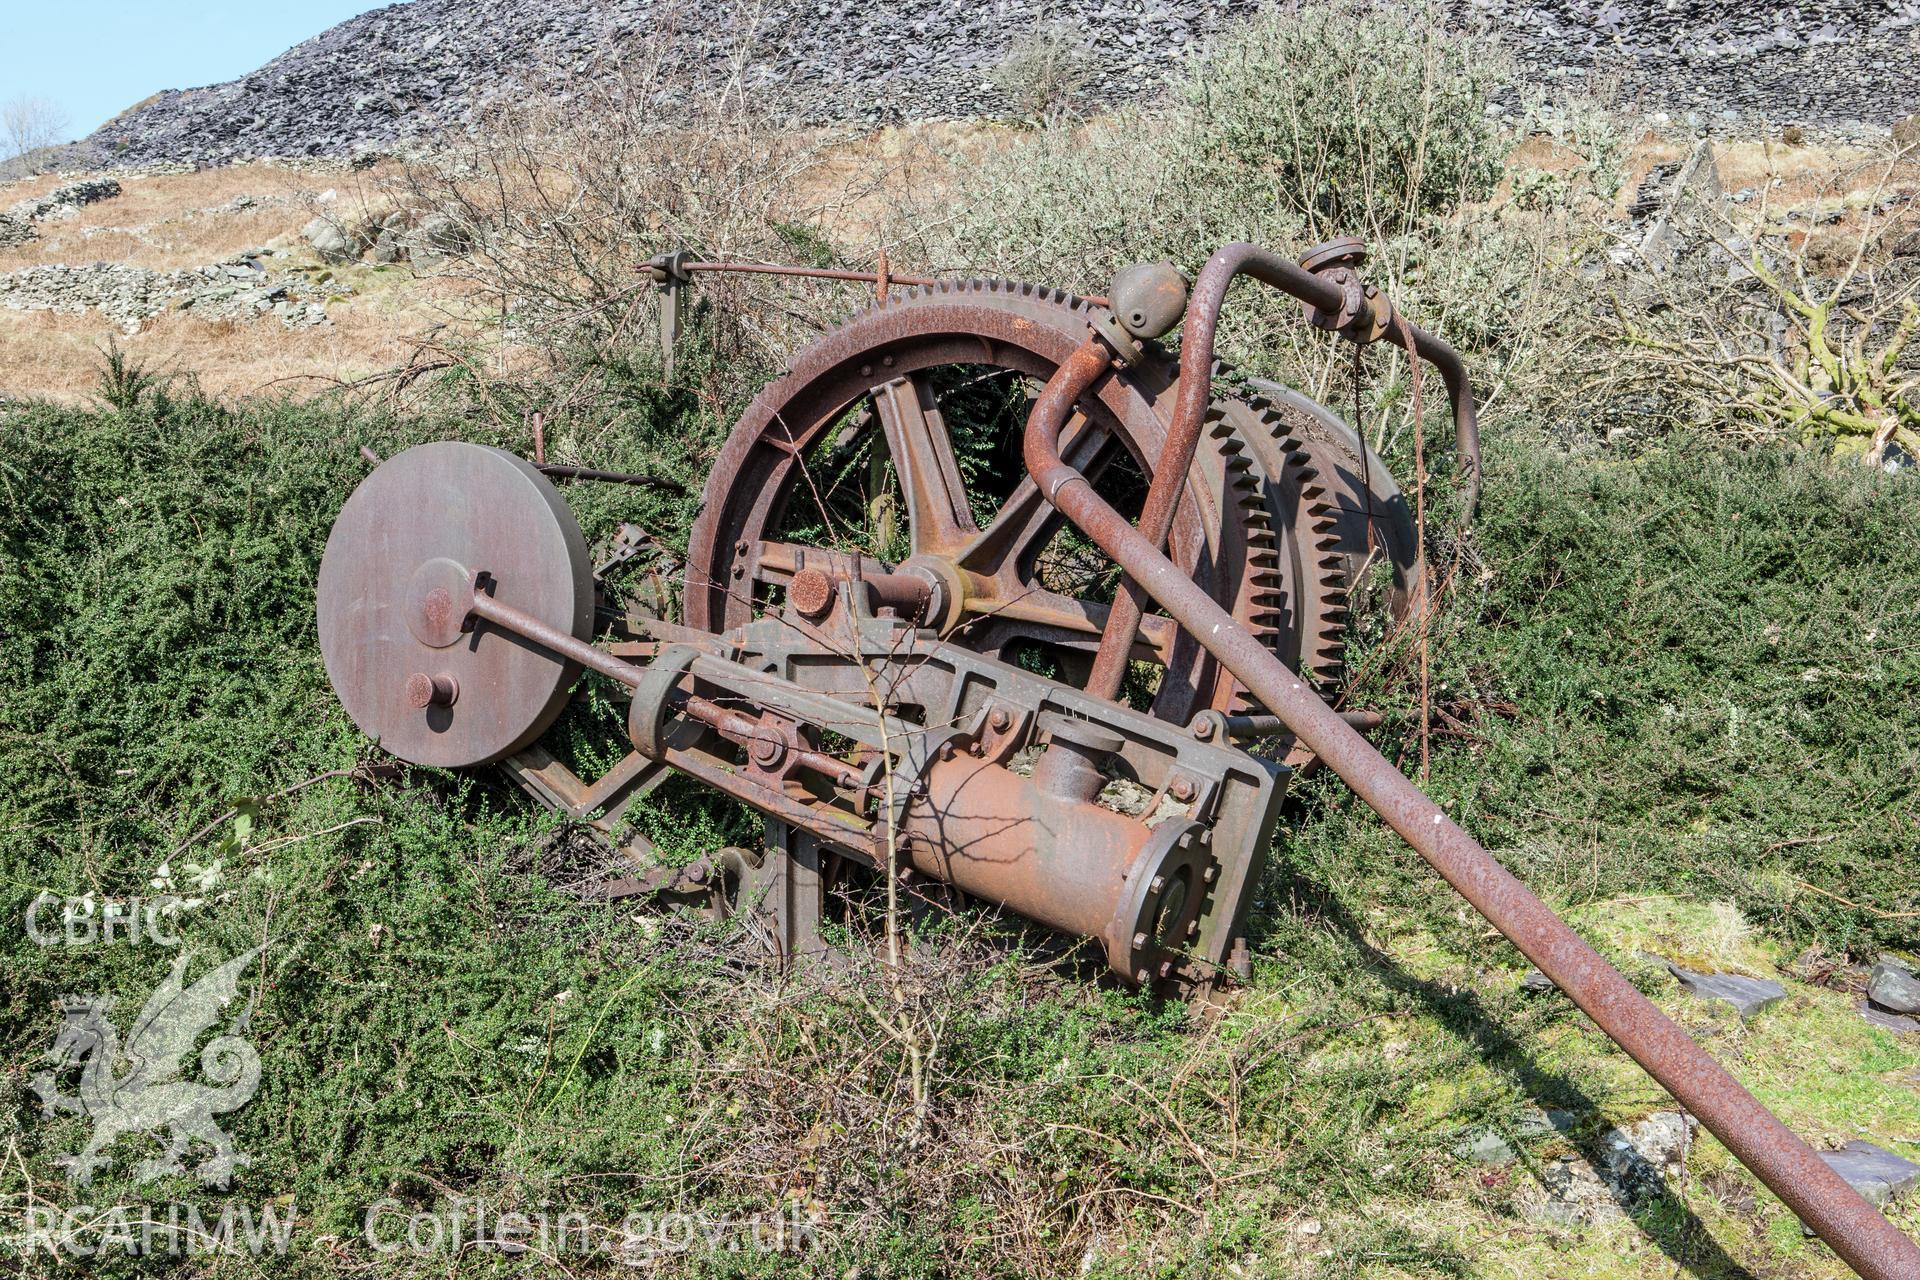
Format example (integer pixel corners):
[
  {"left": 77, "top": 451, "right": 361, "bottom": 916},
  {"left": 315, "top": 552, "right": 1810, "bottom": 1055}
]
[{"left": 1, "top": 1, "right": 395, "bottom": 137}]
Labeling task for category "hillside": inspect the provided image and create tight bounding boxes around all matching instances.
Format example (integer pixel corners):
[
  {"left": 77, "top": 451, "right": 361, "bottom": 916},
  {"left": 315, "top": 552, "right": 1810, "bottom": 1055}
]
[{"left": 76, "top": 0, "right": 1920, "bottom": 168}]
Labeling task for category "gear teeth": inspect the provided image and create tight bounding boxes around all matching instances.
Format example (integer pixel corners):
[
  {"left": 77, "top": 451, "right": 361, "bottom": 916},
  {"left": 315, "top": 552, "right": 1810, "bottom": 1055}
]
[
  {"left": 1203, "top": 357, "right": 1357, "bottom": 696},
  {"left": 858, "top": 276, "right": 1096, "bottom": 327}
]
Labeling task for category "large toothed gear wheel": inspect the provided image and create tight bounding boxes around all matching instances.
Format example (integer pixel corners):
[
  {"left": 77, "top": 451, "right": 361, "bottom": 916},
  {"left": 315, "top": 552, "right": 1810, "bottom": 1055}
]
[
  {"left": 686, "top": 281, "right": 1353, "bottom": 724},
  {"left": 1239, "top": 375, "right": 1423, "bottom": 623}
]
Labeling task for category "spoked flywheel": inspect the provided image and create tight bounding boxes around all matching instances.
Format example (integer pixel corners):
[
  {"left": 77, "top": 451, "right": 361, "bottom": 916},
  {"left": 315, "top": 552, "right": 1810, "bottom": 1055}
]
[{"left": 685, "top": 281, "right": 1351, "bottom": 725}]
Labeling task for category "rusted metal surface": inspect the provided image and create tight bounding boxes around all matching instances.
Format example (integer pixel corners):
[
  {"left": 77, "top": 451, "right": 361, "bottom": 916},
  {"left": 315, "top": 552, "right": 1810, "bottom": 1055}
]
[
  {"left": 316, "top": 238, "right": 1918, "bottom": 1279},
  {"left": 680, "top": 281, "right": 1311, "bottom": 726},
  {"left": 317, "top": 442, "right": 594, "bottom": 768},
  {"left": 466, "top": 589, "right": 641, "bottom": 689},
  {"left": 1021, "top": 329, "right": 1920, "bottom": 1280},
  {"left": 1165, "top": 242, "right": 1481, "bottom": 516}
]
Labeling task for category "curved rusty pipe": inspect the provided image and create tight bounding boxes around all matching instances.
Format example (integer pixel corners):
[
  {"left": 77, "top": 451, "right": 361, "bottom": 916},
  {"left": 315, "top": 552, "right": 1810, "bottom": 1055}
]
[
  {"left": 1179, "top": 243, "right": 1481, "bottom": 512},
  {"left": 1084, "top": 242, "right": 1482, "bottom": 699},
  {"left": 1026, "top": 336, "right": 1920, "bottom": 1280}
]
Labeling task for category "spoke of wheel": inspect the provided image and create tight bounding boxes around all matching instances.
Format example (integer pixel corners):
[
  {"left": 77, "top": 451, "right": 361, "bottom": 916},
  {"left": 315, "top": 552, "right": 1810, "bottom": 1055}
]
[
  {"left": 870, "top": 373, "right": 977, "bottom": 558},
  {"left": 951, "top": 411, "right": 1113, "bottom": 585}
]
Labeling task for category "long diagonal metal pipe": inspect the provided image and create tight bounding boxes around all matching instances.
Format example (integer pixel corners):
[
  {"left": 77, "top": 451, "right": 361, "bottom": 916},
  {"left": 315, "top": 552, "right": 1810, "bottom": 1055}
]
[{"left": 1024, "top": 332, "right": 1920, "bottom": 1280}]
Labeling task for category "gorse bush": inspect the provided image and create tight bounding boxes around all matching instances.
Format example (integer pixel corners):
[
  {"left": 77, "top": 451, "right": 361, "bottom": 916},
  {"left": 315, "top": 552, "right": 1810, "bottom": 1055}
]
[
  {"left": 917, "top": 0, "right": 1508, "bottom": 283},
  {"left": 1303, "top": 439, "right": 1920, "bottom": 957},
  {"left": 1173, "top": 1, "right": 1506, "bottom": 241}
]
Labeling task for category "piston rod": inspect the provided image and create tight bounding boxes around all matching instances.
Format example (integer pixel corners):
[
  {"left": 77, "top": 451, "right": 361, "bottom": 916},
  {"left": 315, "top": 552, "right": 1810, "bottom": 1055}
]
[{"left": 1024, "top": 336, "right": 1920, "bottom": 1280}]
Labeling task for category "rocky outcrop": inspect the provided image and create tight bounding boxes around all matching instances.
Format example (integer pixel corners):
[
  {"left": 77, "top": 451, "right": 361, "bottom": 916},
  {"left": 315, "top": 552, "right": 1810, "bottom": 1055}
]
[
  {"left": 1462, "top": 0, "right": 1920, "bottom": 128},
  {"left": 302, "top": 203, "right": 470, "bottom": 266},
  {"left": 77, "top": 0, "right": 1920, "bottom": 169}
]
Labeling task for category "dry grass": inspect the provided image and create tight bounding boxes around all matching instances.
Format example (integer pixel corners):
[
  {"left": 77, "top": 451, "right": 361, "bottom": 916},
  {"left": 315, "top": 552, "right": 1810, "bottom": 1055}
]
[
  {"left": 0, "top": 285, "right": 451, "bottom": 403},
  {"left": 0, "top": 125, "right": 1907, "bottom": 410},
  {"left": 0, "top": 160, "right": 474, "bottom": 403},
  {"left": 0, "top": 161, "right": 390, "bottom": 273}
]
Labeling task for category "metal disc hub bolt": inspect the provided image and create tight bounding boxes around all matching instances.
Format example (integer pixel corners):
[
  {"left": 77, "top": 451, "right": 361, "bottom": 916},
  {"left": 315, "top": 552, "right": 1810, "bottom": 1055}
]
[{"left": 405, "top": 671, "right": 459, "bottom": 709}]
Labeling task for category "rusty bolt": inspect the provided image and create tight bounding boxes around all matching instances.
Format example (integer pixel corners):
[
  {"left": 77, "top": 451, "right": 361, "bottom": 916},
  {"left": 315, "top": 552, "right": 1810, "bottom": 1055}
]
[
  {"left": 1168, "top": 776, "right": 1197, "bottom": 803},
  {"left": 1192, "top": 719, "right": 1215, "bottom": 741},
  {"left": 1186, "top": 920, "right": 1200, "bottom": 939},
  {"left": 789, "top": 567, "right": 835, "bottom": 618},
  {"left": 988, "top": 707, "right": 1012, "bottom": 733},
  {"left": 1149, "top": 875, "right": 1165, "bottom": 895},
  {"left": 1132, "top": 930, "right": 1149, "bottom": 949},
  {"left": 404, "top": 671, "right": 459, "bottom": 709},
  {"left": 1134, "top": 967, "right": 1150, "bottom": 984},
  {"left": 1201, "top": 864, "right": 1218, "bottom": 884}
]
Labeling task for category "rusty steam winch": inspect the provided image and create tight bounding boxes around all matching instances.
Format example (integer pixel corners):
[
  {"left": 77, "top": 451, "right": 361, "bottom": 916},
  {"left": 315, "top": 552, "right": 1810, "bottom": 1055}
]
[{"left": 316, "top": 240, "right": 1920, "bottom": 1279}]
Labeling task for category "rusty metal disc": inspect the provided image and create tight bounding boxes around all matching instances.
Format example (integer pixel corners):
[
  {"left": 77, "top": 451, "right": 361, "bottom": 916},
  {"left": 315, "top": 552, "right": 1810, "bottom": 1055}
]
[{"left": 317, "top": 442, "right": 594, "bottom": 768}]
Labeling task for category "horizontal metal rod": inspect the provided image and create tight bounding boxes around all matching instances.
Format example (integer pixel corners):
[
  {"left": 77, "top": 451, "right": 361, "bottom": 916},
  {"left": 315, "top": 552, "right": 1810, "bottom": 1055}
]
[
  {"left": 1226, "top": 710, "right": 1382, "bottom": 739},
  {"left": 1022, "top": 334, "right": 1920, "bottom": 1280},
  {"left": 466, "top": 590, "right": 644, "bottom": 689},
  {"left": 533, "top": 463, "right": 683, "bottom": 492},
  {"left": 684, "top": 260, "right": 944, "bottom": 288},
  {"left": 354, "top": 446, "right": 676, "bottom": 495}
]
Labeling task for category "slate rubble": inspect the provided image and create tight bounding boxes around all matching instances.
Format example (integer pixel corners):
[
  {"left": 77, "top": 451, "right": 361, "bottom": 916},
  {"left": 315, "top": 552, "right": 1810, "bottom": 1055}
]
[
  {"left": 0, "top": 259, "right": 336, "bottom": 330},
  {"left": 78, "top": 0, "right": 1920, "bottom": 169},
  {"left": 0, "top": 179, "right": 124, "bottom": 249}
]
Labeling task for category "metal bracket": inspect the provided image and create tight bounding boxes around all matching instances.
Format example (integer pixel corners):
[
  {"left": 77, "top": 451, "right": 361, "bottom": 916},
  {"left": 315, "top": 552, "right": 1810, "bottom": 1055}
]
[{"left": 647, "top": 248, "right": 699, "bottom": 379}]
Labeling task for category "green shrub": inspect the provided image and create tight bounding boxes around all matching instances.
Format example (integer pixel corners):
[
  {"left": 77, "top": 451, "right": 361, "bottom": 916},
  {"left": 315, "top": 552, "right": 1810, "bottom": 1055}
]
[
  {"left": 919, "top": 0, "right": 1508, "bottom": 292},
  {"left": 1294, "top": 436, "right": 1920, "bottom": 957},
  {"left": 1173, "top": 0, "right": 1506, "bottom": 241}
]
